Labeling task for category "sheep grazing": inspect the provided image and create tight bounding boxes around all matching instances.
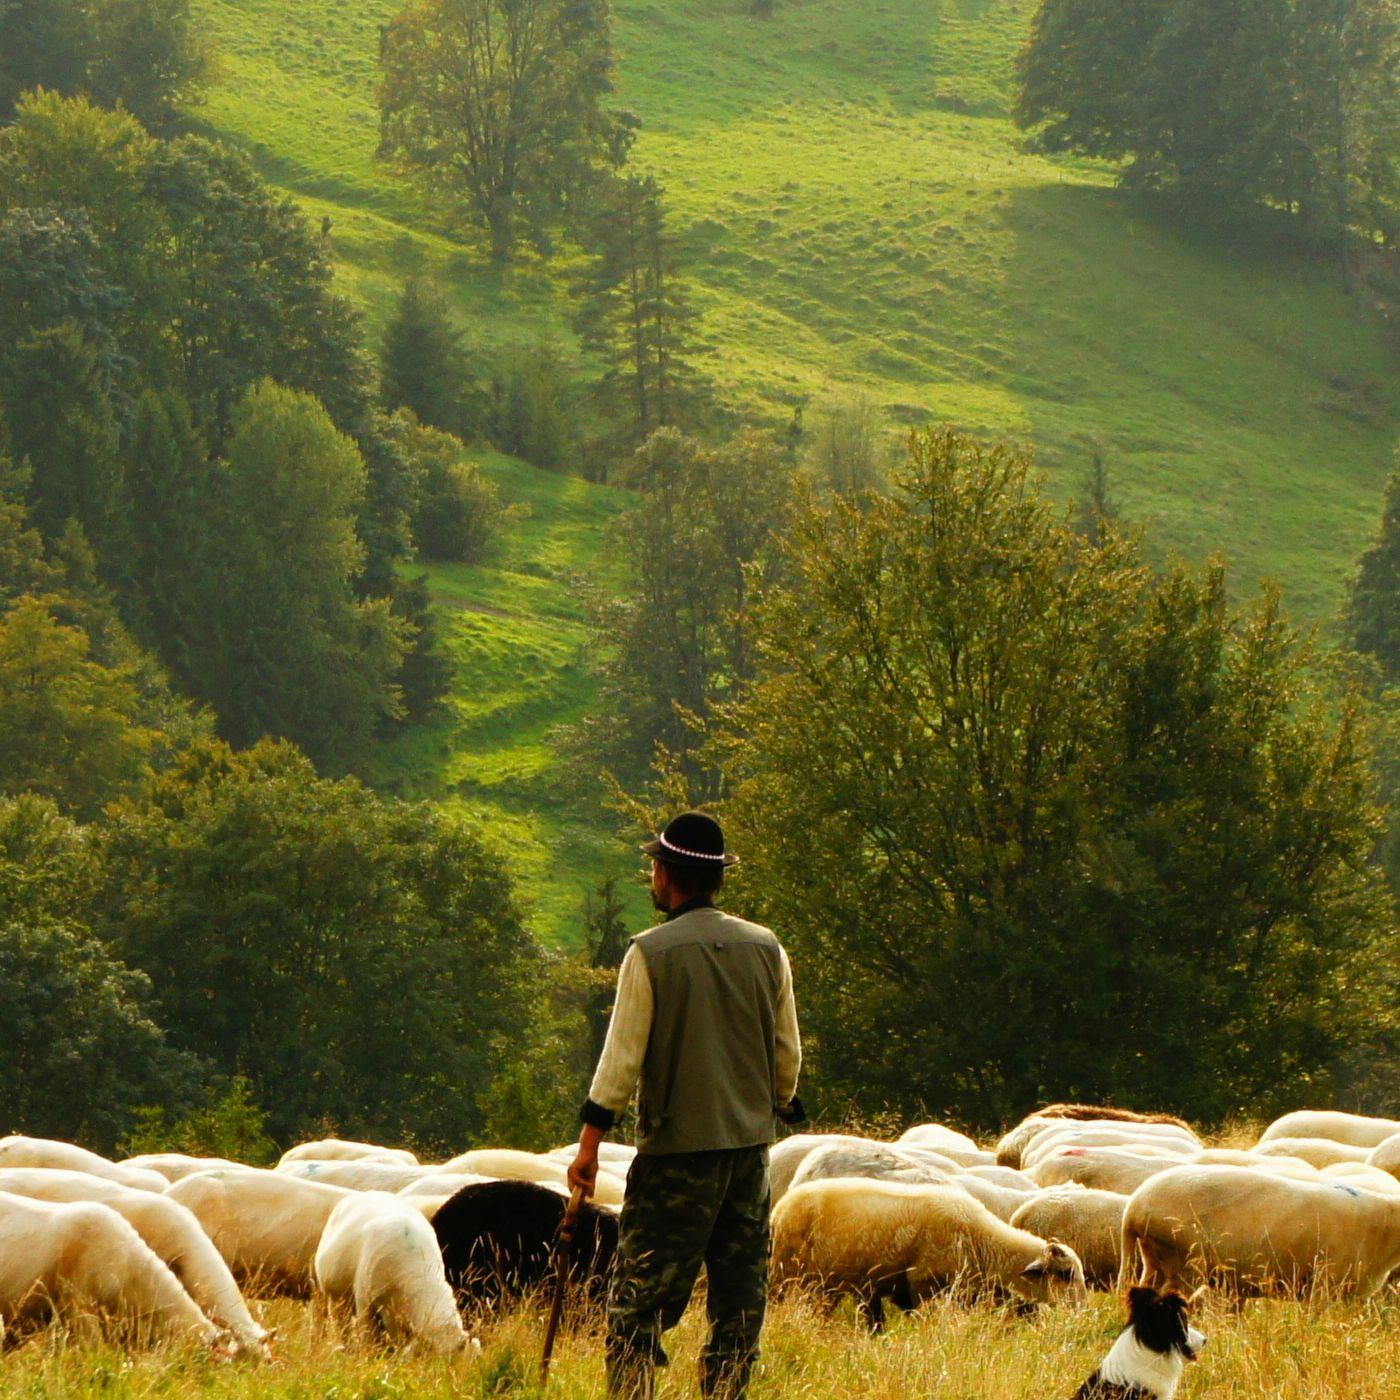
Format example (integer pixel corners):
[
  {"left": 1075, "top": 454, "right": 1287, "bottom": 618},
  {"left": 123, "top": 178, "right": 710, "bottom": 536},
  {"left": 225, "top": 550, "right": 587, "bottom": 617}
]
[
  {"left": 771, "top": 1179, "right": 1087, "bottom": 1329},
  {"left": 1021, "top": 1126, "right": 1196, "bottom": 1171},
  {"left": 166, "top": 1168, "right": 354, "bottom": 1296},
  {"left": 0, "top": 1135, "right": 168, "bottom": 1192},
  {"left": 277, "top": 1139, "right": 419, "bottom": 1168},
  {"left": 314, "top": 1191, "right": 475, "bottom": 1355},
  {"left": 951, "top": 1174, "right": 1035, "bottom": 1224},
  {"left": 0, "top": 1168, "right": 273, "bottom": 1360},
  {"left": 1027, "top": 1146, "right": 1179, "bottom": 1196},
  {"left": 1122, "top": 1164, "right": 1400, "bottom": 1299},
  {"left": 1253, "top": 1137, "right": 1372, "bottom": 1170},
  {"left": 1010, "top": 1187, "right": 1128, "bottom": 1291},
  {"left": 431, "top": 1148, "right": 627, "bottom": 1207},
  {"left": 1258, "top": 1110, "right": 1400, "bottom": 1151},
  {"left": 0, "top": 1192, "right": 226, "bottom": 1350},
  {"left": 898, "top": 1124, "right": 994, "bottom": 1167},
  {"left": 1071, "top": 1286, "right": 1205, "bottom": 1400},
  {"left": 787, "top": 1140, "right": 956, "bottom": 1194},
  {"left": 280, "top": 1160, "right": 438, "bottom": 1193},
  {"left": 770, "top": 1134, "right": 952, "bottom": 1205},
  {"left": 996, "top": 1112, "right": 1198, "bottom": 1170},
  {"left": 432, "top": 1179, "right": 617, "bottom": 1315},
  {"left": 121, "top": 1153, "right": 248, "bottom": 1183}
]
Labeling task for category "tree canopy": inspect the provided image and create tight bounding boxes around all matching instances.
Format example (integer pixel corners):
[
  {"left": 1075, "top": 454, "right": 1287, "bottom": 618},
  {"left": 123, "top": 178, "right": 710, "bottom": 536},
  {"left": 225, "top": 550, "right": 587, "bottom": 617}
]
[
  {"left": 1015, "top": 0, "right": 1400, "bottom": 241},
  {"left": 377, "top": 0, "right": 632, "bottom": 260},
  {"left": 717, "top": 426, "right": 1394, "bottom": 1127}
]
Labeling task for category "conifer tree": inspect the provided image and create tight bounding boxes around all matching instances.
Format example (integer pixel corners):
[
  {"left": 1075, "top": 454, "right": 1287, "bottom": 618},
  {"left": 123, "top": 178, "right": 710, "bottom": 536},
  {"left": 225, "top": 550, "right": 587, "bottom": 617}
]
[
  {"left": 380, "top": 278, "right": 479, "bottom": 439},
  {"left": 575, "top": 175, "right": 700, "bottom": 446}
]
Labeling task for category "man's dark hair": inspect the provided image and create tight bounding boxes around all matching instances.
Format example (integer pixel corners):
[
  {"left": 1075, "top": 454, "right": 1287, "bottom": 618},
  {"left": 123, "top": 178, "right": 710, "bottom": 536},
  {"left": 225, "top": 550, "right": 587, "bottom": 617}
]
[{"left": 664, "top": 862, "right": 724, "bottom": 901}]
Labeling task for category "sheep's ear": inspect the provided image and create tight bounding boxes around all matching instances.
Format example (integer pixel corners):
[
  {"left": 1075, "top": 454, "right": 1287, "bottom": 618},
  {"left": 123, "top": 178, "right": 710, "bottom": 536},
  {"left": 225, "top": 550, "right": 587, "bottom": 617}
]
[
  {"left": 1046, "top": 1240, "right": 1072, "bottom": 1259},
  {"left": 1022, "top": 1259, "right": 1047, "bottom": 1278}
]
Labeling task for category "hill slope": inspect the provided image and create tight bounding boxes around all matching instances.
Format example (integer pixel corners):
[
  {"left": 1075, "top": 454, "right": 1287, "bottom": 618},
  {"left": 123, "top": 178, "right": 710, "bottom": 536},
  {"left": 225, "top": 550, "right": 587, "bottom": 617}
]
[{"left": 190, "top": 0, "right": 1400, "bottom": 940}]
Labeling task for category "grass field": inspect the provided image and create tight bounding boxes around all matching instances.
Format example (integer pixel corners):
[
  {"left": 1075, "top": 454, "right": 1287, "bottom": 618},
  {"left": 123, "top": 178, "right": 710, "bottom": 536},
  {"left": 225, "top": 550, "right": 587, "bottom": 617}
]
[
  {"left": 185, "top": 0, "right": 1400, "bottom": 942},
  {"left": 7, "top": 1287, "right": 1400, "bottom": 1400}
]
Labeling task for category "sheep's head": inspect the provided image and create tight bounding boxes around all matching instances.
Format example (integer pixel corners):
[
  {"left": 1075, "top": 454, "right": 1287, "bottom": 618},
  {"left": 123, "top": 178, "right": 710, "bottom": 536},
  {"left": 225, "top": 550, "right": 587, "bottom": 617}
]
[{"left": 1016, "top": 1239, "right": 1088, "bottom": 1306}]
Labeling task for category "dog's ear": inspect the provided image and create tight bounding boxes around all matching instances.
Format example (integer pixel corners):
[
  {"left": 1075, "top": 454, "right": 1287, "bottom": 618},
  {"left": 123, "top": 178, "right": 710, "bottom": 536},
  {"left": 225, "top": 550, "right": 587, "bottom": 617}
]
[{"left": 1126, "top": 1285, "right": 1158, "bottom": 1309}]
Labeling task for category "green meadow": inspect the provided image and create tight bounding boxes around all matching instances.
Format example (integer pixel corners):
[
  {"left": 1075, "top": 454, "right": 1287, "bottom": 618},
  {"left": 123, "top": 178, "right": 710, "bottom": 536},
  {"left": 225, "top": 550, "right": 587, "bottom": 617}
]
[{"left": 187, "top": 0, "right": 1400, "bottom": 942}]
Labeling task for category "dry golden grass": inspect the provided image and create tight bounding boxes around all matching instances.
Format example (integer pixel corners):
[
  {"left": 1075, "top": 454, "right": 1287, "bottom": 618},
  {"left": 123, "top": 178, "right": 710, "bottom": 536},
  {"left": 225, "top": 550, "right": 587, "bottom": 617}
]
[{"left": 5, "top": 1284, "right": 1400, "bottom": 1400}]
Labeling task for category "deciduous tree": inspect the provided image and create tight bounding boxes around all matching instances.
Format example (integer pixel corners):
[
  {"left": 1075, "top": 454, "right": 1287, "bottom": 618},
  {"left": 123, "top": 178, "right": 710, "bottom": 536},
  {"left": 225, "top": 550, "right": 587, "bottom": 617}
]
[
  {"left": 377, "top": 0, "right": 631, "bottom": 260},
  {"left": 718, "top": 426, "right": 1394, "bottom": 1127}
]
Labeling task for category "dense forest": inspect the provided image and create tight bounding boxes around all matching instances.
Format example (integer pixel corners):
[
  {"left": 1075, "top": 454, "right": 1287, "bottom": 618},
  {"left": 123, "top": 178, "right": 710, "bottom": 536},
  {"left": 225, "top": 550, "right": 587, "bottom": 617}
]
[{"left": 4, "top": 0, "right": 1400, "bottom": 1154}]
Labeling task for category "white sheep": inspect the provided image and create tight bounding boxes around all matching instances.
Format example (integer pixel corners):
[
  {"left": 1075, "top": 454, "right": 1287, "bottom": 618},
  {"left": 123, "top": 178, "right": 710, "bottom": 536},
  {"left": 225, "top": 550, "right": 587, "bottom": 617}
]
[
  {"left": 1122, "top": 1164, "right": 1400, "bottom": 1299},
  {"left": 0, "top": 1135, "right": 168, "bottom": 1192},
  {"left": 951, "top": 1174, "right": 1036, "bottom": 1223},
  {"left": 314, "top": 1191, "right": 474, "bottom": 1354},
  {"left": 1187, "top": 1148, "right": 1320, "bottom": 1177},
  {"left": 1253, "top": 1137, "right": 1373, "bottom": 1170},
  {"left": 166, "top": 1168, "right": 354, "bottom": 1295},
  {"left": 995, "top": 1110, "right": 1196, "bottom": 1169},
  {"left": 770, "top": 1134, "right": 957, "bottom": 1204},
  {"left": 278, "top": 1139, "right": 419, "bottom": 1167},
  {"left": 787, "top": 1140, "right": 956, "bottom": 1193},
  {"left": 897, "top": 1124, "right": 993, "bottom": 1166},
  {"left": 433, "top": 1149, "right": 626, "bottom": 1207},
  {"left": 1021, "top": 1126, "right": 1195, "bottom": 1171},
  {"left": 281, "top": 1161, "right": 439, "bottom": 1193},
  {"left": 1010, "top": 1186, "right": 1128, "bottom": 1290},
  {"left": 1027, "top": 1146, "right": 1178, "bottom": 1195},
  {"left": 771, "top": 1178, "right": 1087, "bottom": 1328},
  {"left": 121, "top": 1153, "right": 248, "bottom": 1183},
  {"left": 398, "top": 1173, "right": 492, "bottom": 1198},
  {"left": 1258, "top": 1110, "right": 1400, "bottom": 1151},
  {"left": 0, "top": 1192, "right": 226, "bottom": 1349},
  {"left": 0, "top": 1168, "right": 272, "bottom": 1359},
  {"left": 963, "top": 1164, "right": 1038, "bottom": 1191},
  {"left": 1366, "top": 1131, "right": 1400, "bottom": 1178}
]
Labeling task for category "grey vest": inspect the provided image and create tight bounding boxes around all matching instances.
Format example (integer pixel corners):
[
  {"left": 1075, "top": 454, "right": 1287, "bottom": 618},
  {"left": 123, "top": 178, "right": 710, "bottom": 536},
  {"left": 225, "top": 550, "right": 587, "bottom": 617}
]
[{"left": 631, "top": 905, "right": 786, "bottom": 1156}]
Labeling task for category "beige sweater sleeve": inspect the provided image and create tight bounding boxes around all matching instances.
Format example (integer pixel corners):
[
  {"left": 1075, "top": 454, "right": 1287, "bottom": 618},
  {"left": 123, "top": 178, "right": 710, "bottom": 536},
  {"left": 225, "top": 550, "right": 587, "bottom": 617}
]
[
  {"left": 775, "top": 944, "right": 802, "bottom": 1106},
  {"left": 587, "top": 942, "right": 653, "bottom": 1116}
]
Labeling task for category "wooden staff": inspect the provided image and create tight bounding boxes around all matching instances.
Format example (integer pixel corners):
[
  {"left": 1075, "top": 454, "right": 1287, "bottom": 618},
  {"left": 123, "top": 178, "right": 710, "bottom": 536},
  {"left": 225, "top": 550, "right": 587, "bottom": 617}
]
[{"left": 540, "top": 1184, "right": 587, "bottom": 1385}]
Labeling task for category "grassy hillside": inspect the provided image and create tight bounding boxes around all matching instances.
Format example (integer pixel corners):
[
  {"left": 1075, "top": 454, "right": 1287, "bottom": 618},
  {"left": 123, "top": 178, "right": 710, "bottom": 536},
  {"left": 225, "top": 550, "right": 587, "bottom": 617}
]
[
  {"left": 188, "top": 0, "right": 1400, "bottom": 941},
  {"left": 366, "top": 454, "right": 648, "bottom": 947}
]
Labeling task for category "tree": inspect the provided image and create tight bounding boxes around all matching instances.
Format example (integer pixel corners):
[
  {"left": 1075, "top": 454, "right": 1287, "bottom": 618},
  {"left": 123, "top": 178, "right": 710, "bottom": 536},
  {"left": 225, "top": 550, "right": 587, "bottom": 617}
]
[
  {"left": 85, "top": 0, "right": 212, "bottom": 130},
  {"left": 1014, "top": 0, "right": 1400, "bottom": 242},
  {"left": 574, "top": 175, "right": 701, "bottom": 446},
  {"left": 0, "top": 795, "right": 203, "bottom": 1151},
  {"left": 0, "top": 0, "right": 210, "bottom": 128},
  {"left": 121, "top": 387, "right": 211, "bottom": 673},
  {"left": 717, "top": 426, "right": 1394, "bottom": 1128},
  {"left": 392, "top": 410, "right": 509, "bottom": 562},
  {"left": 0, "top": 594, "right": 156, "bottom": 817},
  {"left": 801, "top": 388, "right": 888, "bottom": 501},
  {"left": 96, "top": 738, "right": 542, "bottom": 1150},
  {"left": 0, "top": 0, "right": 91, "bottom": 119},
  {"left": 565, "top": 427, "right": 795, "bottom": 795},
  {"left": 4, "top": 321, "right": 127, "bottom": 559},
  {"left": 1344, "top": 455, "right": 1400, "bottom": 681},
  {"left": 377, "top": 0, "right": 631, "bottom": 260},
  {"left": 193, "top": 381, "right": 406, "bottom": 773},
  {"left": 380, "top": 278, "right": 480, "bottom": 439}
]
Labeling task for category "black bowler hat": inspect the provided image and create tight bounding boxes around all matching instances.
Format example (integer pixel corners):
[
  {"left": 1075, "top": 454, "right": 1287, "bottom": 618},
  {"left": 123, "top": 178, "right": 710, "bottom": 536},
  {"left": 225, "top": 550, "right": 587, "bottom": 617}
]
[{"left": 641, "top": 811, "right": 739, "bottom": 868}]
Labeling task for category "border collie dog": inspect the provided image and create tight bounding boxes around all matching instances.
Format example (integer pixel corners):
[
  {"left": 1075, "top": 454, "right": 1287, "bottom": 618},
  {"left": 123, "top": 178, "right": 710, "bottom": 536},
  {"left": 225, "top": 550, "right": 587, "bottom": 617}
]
[{"left": 1073, "top": 1286, "right": 1206, "bottom": 1400}]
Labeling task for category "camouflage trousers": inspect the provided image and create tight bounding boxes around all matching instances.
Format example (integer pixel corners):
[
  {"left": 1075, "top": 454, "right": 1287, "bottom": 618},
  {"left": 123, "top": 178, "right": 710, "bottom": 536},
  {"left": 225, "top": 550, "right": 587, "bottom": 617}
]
[{"left": 605, "top": 1144, "right": 770, "bottom": 1400}]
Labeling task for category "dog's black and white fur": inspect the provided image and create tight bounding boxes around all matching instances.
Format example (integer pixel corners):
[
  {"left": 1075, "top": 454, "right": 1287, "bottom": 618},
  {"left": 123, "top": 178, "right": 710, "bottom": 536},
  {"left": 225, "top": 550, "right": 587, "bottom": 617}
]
[{"left": 1072, "top": 1286, "right": 1206, "bottom": 1400}]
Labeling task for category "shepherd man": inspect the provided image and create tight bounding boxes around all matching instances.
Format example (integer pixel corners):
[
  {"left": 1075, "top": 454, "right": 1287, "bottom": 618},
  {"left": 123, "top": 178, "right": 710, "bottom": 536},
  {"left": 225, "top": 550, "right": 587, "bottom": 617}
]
[{"left": 569, "top": 810, "right": 804, "bottom": 1400}]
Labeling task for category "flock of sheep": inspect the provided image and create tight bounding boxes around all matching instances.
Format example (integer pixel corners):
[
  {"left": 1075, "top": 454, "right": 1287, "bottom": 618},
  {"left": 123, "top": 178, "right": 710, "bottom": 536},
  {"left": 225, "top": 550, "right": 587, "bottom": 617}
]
[{"left": 6, "top": 1102, "right": 1400, "bottom": 1363}]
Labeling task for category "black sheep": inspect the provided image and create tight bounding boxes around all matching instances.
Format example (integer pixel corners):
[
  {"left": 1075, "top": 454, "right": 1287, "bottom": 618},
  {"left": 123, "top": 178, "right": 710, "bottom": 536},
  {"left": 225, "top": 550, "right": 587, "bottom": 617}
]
[{"left": 432, "top": 1179, "right": 618, "bottom": 1313}]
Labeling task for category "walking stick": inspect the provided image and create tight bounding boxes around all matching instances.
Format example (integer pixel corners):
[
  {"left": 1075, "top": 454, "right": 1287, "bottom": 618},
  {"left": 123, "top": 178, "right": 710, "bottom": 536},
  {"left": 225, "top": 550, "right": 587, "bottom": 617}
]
[{"left": 541, "top": 1184, "right": 587, "bottom": 1385}]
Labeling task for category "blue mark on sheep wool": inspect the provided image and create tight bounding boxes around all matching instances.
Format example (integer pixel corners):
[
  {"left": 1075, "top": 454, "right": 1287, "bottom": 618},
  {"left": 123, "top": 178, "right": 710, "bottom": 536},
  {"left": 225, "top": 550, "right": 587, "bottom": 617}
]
[{"left": 1329, "top": 1184, "right": 1362, "bottom": 1198}]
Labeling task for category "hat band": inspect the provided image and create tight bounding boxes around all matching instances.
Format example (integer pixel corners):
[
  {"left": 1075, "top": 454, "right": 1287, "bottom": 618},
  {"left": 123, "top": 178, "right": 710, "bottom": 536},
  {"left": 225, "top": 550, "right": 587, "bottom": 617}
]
[{"left": 660, "top": 834, "right": 726, "bottom": 862}]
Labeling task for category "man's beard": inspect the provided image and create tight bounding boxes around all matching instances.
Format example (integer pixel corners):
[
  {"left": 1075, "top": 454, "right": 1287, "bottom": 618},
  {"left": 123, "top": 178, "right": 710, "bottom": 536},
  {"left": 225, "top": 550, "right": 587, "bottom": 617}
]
[{"left": 650, "top": 884, "right": 668, "bottom": 913}]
